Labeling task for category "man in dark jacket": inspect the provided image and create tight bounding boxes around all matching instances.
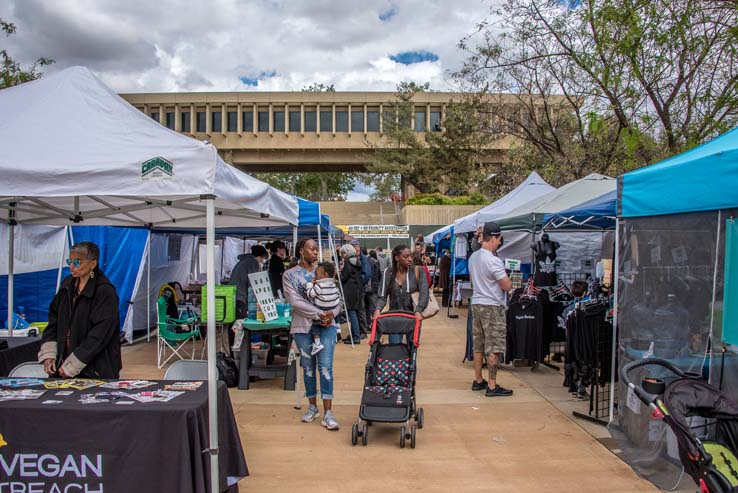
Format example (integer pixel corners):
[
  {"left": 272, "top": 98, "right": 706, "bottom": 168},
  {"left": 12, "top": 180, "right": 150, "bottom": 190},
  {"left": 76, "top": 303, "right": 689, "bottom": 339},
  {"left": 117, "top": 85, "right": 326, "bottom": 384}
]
[
  {"left": 39, "top": 241, "right": 121, "bottom": 379},
  {"left": 230, "top": 244, "right": 268, "bottom": 319}
]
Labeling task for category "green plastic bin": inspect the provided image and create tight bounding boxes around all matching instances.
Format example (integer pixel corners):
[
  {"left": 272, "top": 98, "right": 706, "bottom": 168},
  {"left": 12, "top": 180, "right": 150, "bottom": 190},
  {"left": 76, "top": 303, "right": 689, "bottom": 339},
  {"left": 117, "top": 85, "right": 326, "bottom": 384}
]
[{"left": 200, "top": 284, "right": 237, "bottom": 323}]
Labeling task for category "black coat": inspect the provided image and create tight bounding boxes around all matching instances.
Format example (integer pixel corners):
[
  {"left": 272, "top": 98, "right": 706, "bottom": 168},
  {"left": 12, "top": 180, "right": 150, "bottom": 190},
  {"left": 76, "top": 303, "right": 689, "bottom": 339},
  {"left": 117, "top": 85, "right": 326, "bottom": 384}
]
[
  {"left": 340, "top": 261, "right": 363, "bottom": 311},
  {"left": 42, "top": 270, "right": 122, "bottom": 379}
]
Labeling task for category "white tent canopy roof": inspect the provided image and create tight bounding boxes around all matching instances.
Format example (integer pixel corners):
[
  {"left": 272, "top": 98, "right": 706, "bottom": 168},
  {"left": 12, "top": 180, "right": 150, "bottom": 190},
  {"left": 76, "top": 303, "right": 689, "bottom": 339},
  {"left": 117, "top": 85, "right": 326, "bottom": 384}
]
[
  {"left": 0, "top": 66, "right": 298, "bottom": 228},
  {"left": 493, "top": 173, "right": 616, "bottom": 230},
  {"left": 453, "top": 172, "right": 555, "bottom": 234}
]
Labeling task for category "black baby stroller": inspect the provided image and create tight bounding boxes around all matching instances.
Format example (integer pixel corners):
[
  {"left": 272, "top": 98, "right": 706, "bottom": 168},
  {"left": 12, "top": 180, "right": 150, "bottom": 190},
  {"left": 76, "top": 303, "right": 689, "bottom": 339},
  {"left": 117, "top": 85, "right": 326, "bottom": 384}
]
[
  {"left": 351, "top": 311, "right": 424, "bottom": 448},
  {"left": 621, "top": 358, "right": 738, "bottom": 492}
]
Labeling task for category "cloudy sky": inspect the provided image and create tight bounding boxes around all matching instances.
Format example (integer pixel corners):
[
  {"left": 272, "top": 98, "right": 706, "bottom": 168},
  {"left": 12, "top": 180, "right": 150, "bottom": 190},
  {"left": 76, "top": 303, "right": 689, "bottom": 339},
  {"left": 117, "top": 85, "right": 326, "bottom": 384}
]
[{"left": 1, "top": 0, "right": 498, "bottom": 199}]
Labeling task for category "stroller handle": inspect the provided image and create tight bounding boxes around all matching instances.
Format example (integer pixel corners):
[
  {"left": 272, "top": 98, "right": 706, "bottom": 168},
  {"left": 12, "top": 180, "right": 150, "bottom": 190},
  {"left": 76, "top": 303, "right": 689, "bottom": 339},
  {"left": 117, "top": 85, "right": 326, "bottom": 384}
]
[{"left": 620, "top": 357, "right": 686, "bottom": 406}]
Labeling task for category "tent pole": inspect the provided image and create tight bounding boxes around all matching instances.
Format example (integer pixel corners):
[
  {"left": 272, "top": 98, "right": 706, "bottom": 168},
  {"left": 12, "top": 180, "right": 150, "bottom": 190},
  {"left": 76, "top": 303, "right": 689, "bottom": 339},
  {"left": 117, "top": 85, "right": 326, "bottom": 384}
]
[
  {"left": 147, "top": 232, "right": 152, "bottom": 343},
  {"left": 292, "top": 226, "right": 298, "bottom": 258},
  {"left": 205, "top": 197, "right": 220, "bottom": 493},
  {"left": 56, "top": 226, "right": 68, "bottom": 294},
  {"left": 7, "top": 217, "right": 14, "bottom": 336},
  {"left": 317, "top": 225, "right": 323, "bottom": 262},
  {"left": 448, "top": 234, "right": 457, "bottom": 318},
  {"left": 329, "top": 232, "right": 352, "bottom": 347},
  {"left": 609, "top": 218, "right": 620, "bottom": 423}
]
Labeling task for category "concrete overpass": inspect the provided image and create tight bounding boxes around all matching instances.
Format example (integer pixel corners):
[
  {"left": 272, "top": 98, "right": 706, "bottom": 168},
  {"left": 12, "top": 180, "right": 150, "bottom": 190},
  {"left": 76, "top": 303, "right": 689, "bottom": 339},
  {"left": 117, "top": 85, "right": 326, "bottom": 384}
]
[{"left": 120, "top": 91, "right": 518, "bottom": 173}]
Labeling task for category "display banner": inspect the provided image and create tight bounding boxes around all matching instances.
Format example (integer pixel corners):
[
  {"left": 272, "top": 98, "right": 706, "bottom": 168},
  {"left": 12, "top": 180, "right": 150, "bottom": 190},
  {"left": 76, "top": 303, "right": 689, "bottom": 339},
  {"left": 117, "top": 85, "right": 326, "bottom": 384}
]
[
  {"left": 0, "top": 382, "right": 248, "bottom": 493},
  {"left": 341, "top": 225, "right": 410, "bottom": 239},
  {"left": 723, "top": 218, "right": 738, "bottom": 345}
]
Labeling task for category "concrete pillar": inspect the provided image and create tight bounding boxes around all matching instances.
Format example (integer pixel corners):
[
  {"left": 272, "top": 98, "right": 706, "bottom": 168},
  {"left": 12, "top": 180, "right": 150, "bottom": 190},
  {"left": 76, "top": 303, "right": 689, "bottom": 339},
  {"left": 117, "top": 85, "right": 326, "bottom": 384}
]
[
  {"left": 347, "top": 103, "right": 351, "bottom": 136},
  {"left": 284, "top": 103, "right": 289, "bottom": 135},
  {"left": 332, "top": 104, "right": 336, "bottom": 136},
  {"left": 300, "top": 103, "right": 305, "bottom": 136},
  {"left": 426, "top": 104, "right": 431, "bottom": 132},
  {"left": 175, "top": 104, "right": 181, "bottom": 132},
  {"left": 190, "top": 104, "right": 196, "bottom": 134},
  {"left": 221, "top": 104, "right": 226, "bottom": 135},
  {"left": 237, "top": 103, "right": 243, "bottom": 135},
  {"left": 316, "top": 103, "right": 321, "bottom": 136},
  {"left": 379, "top": 104, "right": 383, "bottom": 133},
  {"left": 252, "top": 106, "right": 257, "bottom": 135},
  {"left": 268, "top": 103, "right": 273, "bottom": 135},
  {"left": 363, "top": 104, "right": 368, "bottom": 136},
  {"left": 206, "top": 103, "right": 212, "bottom": 135}
]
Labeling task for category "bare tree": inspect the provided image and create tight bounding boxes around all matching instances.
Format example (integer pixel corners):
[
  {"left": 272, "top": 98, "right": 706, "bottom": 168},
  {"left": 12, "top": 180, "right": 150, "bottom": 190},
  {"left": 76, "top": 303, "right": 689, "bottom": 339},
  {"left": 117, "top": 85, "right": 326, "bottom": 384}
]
[{"left": 457, "top": 0, "right": 738, "bottom": 184}]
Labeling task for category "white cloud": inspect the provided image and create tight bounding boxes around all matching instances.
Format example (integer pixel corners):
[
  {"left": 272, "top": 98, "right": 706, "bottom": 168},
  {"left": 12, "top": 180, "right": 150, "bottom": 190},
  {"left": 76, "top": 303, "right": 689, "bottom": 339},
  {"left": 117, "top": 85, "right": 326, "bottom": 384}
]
[{"left": 0, "top": 0, "right": 497, "bottom": 93}]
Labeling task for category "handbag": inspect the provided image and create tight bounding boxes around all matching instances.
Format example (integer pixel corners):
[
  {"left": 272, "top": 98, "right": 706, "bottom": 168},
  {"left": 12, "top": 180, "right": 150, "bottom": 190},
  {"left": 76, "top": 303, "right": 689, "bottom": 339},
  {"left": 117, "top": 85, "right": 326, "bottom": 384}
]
[{"left": 410, "top": 266, "right": 440, "bottom": 319}]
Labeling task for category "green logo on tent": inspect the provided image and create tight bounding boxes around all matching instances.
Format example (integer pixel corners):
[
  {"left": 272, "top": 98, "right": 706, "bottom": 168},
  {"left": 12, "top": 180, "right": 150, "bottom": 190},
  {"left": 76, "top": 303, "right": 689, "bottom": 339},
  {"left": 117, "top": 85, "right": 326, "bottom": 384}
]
[{"left": 141, "top": 157, "right": 174, "bottom": 180}]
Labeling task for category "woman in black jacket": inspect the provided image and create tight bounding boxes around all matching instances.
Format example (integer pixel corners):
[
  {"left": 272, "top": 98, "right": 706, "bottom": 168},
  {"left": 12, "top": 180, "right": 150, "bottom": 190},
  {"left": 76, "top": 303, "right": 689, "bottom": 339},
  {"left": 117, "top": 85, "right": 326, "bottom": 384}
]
[
  {"left": 39, "top": 241, "right": 122, "bottom": 379},
  {"left": 339, "top": 244, "right": 363, "bottom": 344}
]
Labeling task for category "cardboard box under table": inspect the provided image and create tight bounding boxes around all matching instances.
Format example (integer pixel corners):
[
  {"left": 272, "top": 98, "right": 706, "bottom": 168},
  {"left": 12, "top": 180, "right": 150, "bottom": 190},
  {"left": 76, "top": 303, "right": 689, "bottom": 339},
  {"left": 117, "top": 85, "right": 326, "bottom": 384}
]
[{"left": 238, "top": 315, "right": 296, "bottom": 390}]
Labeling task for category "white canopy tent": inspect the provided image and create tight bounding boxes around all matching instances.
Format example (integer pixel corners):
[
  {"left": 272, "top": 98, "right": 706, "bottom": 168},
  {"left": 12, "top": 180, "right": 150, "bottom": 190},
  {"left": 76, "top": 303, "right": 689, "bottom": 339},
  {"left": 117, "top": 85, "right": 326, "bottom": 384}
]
[
  {"left": 453, "top": 172, "right": 555, "bottom": 234},
  {"left": 0, "top": 66, "right": 300, "bottom": 492}
]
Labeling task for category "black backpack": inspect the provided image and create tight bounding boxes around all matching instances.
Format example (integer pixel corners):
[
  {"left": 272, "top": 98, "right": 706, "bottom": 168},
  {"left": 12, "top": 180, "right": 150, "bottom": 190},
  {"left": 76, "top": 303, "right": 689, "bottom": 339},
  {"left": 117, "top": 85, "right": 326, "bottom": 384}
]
[{"left": 216, "top": 352, "right": 239, "bottom": 387}]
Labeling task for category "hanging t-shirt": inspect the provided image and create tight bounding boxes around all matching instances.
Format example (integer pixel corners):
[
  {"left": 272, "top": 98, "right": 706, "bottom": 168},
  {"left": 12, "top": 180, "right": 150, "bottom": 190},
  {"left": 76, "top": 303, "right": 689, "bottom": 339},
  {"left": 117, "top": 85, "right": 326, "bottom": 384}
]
[{"left": 469, "top": 248, "right": 507, "bottom": 306}]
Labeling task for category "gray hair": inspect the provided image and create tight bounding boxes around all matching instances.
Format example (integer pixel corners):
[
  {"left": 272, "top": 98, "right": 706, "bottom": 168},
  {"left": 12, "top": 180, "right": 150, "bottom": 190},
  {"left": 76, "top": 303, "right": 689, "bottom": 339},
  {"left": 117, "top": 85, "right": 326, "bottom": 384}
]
[{"left": 70, "top": 241, "right": 99, "bottom": 261}]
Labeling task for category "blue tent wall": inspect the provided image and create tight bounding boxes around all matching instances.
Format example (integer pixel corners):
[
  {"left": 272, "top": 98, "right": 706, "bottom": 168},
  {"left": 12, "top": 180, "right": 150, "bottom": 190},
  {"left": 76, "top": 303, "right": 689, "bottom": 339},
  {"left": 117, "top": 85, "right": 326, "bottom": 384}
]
[
  {"left": 71, "top": 226, "right": 149, "bottom": 333},
  {"left": 0, "top": 269, "right": 60, "bottom": 325}
]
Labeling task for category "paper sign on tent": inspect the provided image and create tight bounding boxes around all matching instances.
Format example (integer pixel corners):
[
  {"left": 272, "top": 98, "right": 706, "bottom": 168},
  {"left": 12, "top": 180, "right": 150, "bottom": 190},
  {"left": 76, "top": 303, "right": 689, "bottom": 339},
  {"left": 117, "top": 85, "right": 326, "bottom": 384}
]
[{"left": 248, "top": 271, "right": 278, "bottom": 321}]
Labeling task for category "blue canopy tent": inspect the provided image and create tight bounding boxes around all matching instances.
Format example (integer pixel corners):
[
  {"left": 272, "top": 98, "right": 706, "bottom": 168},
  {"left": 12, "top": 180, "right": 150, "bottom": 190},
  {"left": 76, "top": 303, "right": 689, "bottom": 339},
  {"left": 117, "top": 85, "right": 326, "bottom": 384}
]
[
  {"left": 611, "top": 126, "right": 738, "bottom": 489},
  {"left": 542, "top": 190, "right": 617, "bottom": 230}
]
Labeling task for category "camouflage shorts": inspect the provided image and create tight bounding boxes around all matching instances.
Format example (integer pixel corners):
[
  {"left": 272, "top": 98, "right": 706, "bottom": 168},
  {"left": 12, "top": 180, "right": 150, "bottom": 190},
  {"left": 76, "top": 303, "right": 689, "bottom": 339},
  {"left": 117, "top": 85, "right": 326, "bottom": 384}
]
[{"left": 471, "top": 304, "right": 507, "bottom": 356}]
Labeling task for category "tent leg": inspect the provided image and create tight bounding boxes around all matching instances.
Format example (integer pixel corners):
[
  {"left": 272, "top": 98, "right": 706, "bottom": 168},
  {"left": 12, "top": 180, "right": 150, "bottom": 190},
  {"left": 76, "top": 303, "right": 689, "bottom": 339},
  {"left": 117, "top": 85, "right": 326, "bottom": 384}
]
[
  {"left": 147, "top": 234, "right": 152, "bottom": 343},
  {"left": 609, "top": 219, "right": 620, "bottom": 423},
  {"left": 317, "top": 225, "right": 323, "bottom": 262},
  {"left": 329, "top": 233, "right": 352, "bottom": 347},
  {"left": 205, "top": 198, "right": 220, "bottom": 493},
  {"left": 56, "top": 226, "right": 68, "bottom": 293},
  {"left": 7, "top": 219, "right": 14, "bottom": 335},
  {"left": 292, "top": 226, "right": 298, "bottom": 257}
]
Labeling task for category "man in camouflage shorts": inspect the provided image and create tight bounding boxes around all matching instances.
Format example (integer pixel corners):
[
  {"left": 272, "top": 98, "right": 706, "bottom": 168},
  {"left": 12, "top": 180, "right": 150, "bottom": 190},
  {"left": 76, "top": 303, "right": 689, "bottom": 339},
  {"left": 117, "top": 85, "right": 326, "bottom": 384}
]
[{"left": 468, "top": 222, "right": 513, "bottom": 397}]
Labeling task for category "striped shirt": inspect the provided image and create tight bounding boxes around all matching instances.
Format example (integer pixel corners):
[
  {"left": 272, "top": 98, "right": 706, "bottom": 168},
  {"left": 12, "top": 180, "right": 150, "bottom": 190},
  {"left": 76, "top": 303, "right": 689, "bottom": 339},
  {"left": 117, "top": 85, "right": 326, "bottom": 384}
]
[{"left": 306, "top": 278, "right": 341, "bottom": 311}]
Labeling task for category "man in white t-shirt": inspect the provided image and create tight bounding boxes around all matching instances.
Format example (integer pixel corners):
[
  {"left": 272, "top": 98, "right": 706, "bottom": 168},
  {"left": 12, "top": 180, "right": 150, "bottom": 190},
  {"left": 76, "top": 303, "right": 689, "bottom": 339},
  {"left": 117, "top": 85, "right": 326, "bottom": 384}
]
[{"left": 468, "top": 221, "right": 514, "bottom": 397}]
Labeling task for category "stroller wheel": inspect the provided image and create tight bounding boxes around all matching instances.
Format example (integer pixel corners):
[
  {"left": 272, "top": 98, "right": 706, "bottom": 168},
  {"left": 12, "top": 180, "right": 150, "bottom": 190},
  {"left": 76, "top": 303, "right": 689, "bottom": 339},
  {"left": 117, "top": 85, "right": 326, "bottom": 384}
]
[
  {"left": 416, "top": 408, "right": 424, "bottom": 429},
  {"left": 351, "top": 423, "right": 358, "bottom": 446},
  {"left": 399, "top": 426, "right": 406, "bottom": 448},
  {"left": 410, "top": 424, "right": 417, "bottom": 449},
  {"left": 361, "top": 423, "right": 368, "bottom": 446}
]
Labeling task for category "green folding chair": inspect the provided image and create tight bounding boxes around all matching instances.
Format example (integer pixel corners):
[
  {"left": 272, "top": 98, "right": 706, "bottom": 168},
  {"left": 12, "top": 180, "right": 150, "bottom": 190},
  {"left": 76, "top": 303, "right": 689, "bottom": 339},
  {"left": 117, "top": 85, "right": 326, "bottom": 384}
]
[{"left": 156, "top": 296, "right": 201, "bottom": 368}]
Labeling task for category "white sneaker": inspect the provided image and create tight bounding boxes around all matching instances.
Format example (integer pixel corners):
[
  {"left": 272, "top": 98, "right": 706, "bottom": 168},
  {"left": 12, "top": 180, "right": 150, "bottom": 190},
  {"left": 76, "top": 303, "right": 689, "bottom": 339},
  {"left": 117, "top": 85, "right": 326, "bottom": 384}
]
[
  {"left": 310, "top": 341, "right": 324, "bottom": 356},
  {"left": 301, "top": 405, "right": 319, "bottom": 423},
  {"left": 321, "top": 410, "right": 339, "bottom": 430}
]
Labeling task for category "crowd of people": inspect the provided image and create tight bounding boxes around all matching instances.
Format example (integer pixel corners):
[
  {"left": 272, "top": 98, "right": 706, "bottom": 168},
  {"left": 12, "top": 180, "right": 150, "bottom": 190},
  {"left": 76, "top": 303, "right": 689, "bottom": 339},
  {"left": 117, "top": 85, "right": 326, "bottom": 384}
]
[{"left": 37, "top": 226, "right": 515, "bottom": 434}]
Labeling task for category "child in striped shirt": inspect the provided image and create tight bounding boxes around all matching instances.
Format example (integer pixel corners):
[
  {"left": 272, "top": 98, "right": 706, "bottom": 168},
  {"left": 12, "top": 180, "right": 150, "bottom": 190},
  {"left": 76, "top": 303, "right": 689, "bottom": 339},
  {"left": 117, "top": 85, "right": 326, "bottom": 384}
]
[{"left": 306, "top": 262, "right": 341, "bottom": 355}]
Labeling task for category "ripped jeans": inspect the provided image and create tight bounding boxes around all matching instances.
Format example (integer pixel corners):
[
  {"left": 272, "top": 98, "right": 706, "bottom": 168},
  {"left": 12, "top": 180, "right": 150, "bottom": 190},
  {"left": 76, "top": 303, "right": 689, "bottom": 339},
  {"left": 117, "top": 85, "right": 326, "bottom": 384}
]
[{"left": 293, "top": 324, "right": 337, "bottom": 400}]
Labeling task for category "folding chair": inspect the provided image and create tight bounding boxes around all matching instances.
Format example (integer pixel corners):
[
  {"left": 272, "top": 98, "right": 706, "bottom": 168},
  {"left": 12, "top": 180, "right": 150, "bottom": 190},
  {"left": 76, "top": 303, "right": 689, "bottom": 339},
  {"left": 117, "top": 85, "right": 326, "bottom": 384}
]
[
  {"left": 156, "top": 296, "right": 201, "bottom": 368},
  {"left": 9, "top": 362, "right": 47, "bottom": 378},
  {"left": 163, "top": 360, "right": 207, "bottom": 380}
]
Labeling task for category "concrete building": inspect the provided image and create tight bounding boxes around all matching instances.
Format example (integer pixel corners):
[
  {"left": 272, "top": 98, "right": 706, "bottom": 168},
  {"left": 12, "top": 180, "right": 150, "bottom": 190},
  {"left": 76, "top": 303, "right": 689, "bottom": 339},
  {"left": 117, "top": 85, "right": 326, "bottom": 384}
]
[{"left": 120, "top": 91, "right": 521, "bottom": 174}]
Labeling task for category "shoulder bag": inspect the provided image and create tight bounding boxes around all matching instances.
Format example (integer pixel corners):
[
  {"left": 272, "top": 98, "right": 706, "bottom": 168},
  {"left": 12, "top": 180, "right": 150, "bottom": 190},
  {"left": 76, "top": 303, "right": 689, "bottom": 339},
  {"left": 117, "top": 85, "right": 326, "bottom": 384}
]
[{"left": 410, "top": 266, "right": 440, "bottom": 319}]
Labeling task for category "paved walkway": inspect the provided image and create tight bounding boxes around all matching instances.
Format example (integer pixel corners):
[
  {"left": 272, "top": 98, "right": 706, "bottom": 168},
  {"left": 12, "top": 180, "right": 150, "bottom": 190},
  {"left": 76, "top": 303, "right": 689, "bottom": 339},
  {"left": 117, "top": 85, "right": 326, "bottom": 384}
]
[{"left": 121, "top": 307, "right": 657, "bottom": 492}]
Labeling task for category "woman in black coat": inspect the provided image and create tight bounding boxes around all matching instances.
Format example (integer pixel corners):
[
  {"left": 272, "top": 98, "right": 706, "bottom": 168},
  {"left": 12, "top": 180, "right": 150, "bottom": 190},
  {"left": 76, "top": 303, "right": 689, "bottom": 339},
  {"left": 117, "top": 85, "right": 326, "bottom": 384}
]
[
  {"left": 339, "top": 244, "right": 363, "bottom": 344},
  {"left": 39, "top": 241, "right": 122, "bottom": 379}
]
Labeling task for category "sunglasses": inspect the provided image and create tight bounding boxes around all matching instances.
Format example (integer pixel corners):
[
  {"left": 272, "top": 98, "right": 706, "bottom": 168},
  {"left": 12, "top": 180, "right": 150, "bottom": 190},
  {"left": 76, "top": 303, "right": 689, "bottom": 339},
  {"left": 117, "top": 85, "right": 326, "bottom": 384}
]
[{"left": 65, "top": 258, "right": 89, "bottom": 267}]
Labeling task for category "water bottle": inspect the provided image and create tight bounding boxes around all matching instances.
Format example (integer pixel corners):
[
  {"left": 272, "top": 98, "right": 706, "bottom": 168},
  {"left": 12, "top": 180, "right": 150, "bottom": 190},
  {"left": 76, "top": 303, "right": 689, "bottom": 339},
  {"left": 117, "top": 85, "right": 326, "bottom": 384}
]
[
  {"left": 283, "top": 303, "right": 291, "bottom": 319},
  {"left": 256, "top": 302, "right": 265, "bottom": 322},
  {"left": 247, "top": 288, "right": 257, "bottom": 320}
]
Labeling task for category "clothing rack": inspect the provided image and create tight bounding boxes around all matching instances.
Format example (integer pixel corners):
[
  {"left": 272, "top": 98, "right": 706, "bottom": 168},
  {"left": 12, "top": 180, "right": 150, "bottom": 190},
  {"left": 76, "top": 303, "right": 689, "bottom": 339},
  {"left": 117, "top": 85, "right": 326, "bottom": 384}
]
[{"left": 567, "top": 299, "right": 614, "bottom": 426}]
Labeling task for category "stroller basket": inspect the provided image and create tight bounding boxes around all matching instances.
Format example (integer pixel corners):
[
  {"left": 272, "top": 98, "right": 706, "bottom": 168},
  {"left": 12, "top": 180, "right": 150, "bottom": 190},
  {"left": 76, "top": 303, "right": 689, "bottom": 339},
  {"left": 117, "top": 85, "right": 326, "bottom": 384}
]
[{"left": 621, "top": 358, "right": 738, "bottom": 493}]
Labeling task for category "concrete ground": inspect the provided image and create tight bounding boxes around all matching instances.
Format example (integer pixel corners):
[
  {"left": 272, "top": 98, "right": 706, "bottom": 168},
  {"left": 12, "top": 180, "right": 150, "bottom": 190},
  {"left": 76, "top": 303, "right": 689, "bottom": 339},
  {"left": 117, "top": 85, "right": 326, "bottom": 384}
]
[{"left": 121, "top": 306, "right": 658, "bottom": 493}]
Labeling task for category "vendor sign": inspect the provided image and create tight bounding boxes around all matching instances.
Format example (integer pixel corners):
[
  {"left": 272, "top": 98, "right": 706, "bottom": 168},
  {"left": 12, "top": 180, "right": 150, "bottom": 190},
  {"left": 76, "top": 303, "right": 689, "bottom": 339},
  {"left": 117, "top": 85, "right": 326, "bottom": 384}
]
[{"left": 341, "top": 225, "right": 410, "bottom": 239}]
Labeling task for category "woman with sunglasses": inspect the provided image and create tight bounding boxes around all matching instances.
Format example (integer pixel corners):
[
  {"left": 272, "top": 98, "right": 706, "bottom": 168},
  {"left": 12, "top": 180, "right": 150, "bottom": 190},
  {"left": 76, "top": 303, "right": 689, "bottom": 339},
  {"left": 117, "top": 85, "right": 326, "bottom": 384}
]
[{"left": 38, "top": 241, "right": 122, "bottom": 378}]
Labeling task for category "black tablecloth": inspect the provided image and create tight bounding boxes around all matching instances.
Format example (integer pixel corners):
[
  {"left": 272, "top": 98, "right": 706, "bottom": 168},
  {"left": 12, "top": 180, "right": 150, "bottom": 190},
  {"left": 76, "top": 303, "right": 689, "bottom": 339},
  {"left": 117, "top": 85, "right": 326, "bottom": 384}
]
[
  {"left": 0, "top": 380, "right": 248, "bottom": 493},
  {"left": 0, "top": 336, "right": 42, "bottom": 376}
]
